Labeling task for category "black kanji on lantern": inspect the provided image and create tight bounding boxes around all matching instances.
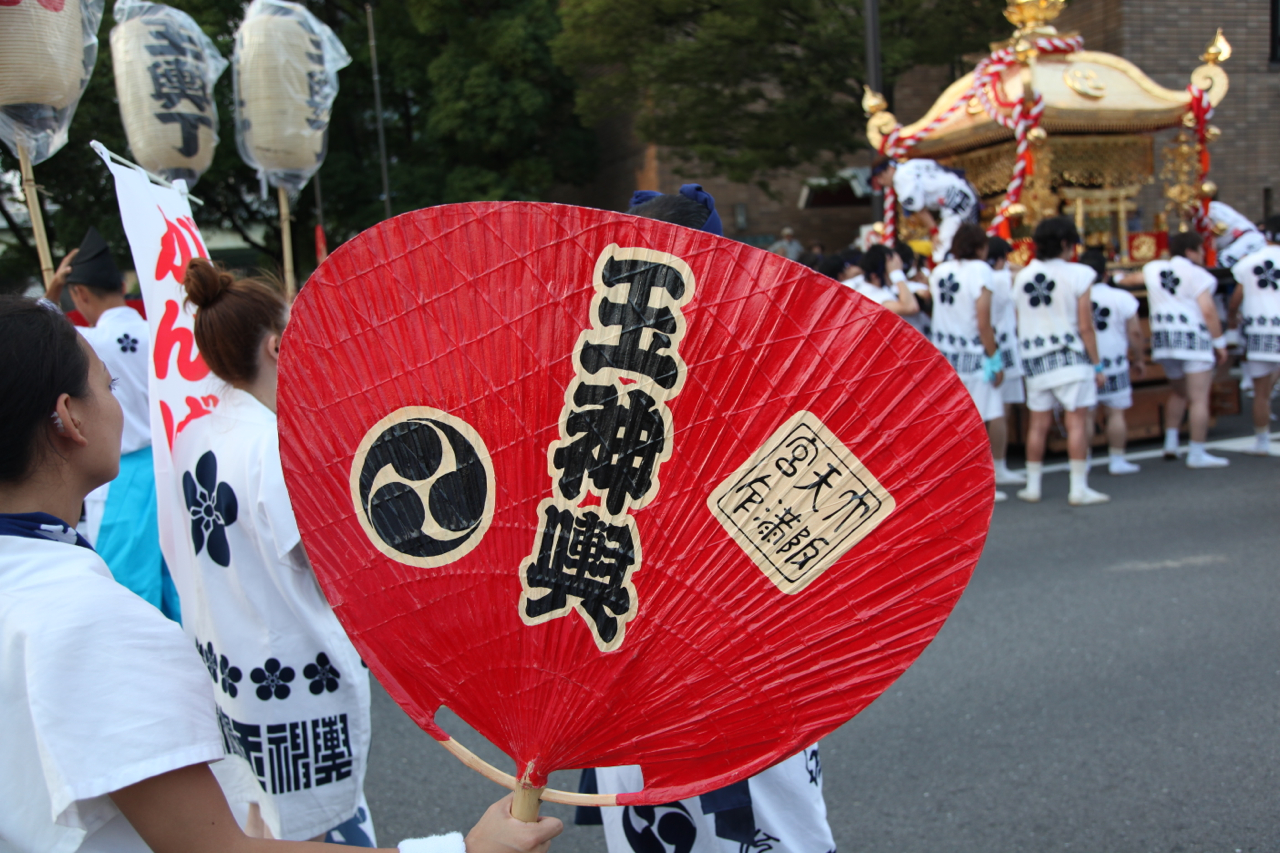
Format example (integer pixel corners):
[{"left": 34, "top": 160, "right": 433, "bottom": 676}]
[
  {"left": 156, "top": 113, "right": 214, "bottom": 157},
  {"left": 149, "top": 57, "right": 210, "bottom": 112},
  {"left": 553, "top": 383, "right": 665, "bottom": 515},
  {"left": 145, "top": 20, "right": 205, "bottom": 61},
  {"left": 524, "top": 505, "right": 636, "bottom": 644},
  {"left": 578, "top": 256, "right": 690, "bottom": 389}
]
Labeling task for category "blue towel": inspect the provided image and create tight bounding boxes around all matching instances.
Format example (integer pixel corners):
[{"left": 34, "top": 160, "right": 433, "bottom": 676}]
[{"left": 96, "top": 447, "right": 181, "bottom": 622}]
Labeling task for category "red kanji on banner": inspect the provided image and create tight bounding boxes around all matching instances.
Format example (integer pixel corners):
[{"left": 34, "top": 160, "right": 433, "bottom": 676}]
[
  {"left": 154, "top": 299, "right": 210, "bottom": 382},
  {"left": 154, "top": 211, "right": 208, "bottom": 283}
]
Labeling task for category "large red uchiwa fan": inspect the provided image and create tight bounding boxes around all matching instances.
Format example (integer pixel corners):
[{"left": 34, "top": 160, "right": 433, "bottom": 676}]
[{"left": 278, "top": 202, "right": 993, "bottom": 814}]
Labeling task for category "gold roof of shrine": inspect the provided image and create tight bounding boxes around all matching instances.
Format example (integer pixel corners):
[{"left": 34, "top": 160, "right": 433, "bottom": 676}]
[{"left": 865, "top": 1, "right": 1231, "bottom": 160}]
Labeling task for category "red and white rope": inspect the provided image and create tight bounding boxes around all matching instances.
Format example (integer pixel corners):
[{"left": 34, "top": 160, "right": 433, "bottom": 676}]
[
  {"left": 987, "top": 93, "right": 1045, "bottom": 235},
  {"left": 1186, "top": 85, "right": 1214, "bottom": 244}
]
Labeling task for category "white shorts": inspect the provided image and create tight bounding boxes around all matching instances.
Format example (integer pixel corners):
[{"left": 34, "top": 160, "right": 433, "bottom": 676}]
[
  {"left": 1000, "top": 375, "right": 1025, "bottom": 404},
  {"left": 1096, "top": 387, "right": 1133, "bottom": 410},
  {"left": 1159, "top": 358, "right": 1215, "bottom": 380},
  {"left": 1026, "top": 378, "right": 1098, "bottom": 412},
  {"left": 961, "top": 372, "right": 1006, "bottom": 422},
  {"left": 1243, "top": 359, "right": 1280, "bottom": 379}
]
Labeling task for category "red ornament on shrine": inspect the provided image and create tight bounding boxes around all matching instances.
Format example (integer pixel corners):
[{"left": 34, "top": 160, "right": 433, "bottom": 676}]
[{"left": 278, "top": 202, "right": 993, "bottom": 807}]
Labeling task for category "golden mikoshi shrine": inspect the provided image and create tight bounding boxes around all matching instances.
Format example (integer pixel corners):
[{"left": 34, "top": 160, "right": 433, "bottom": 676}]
[{"left": 863, "top": 0, "right": 1232, "bottom": 265}]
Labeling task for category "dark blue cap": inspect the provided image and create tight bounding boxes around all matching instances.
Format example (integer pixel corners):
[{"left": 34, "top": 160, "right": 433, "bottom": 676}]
[{"left": 629, "top": 183, "right": 724, "bottom": 236}]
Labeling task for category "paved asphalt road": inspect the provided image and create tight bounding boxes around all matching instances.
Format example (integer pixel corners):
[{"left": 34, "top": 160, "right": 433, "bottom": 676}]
[{"left": 363, "top": 408, "right": 1279, "bottom": 852}]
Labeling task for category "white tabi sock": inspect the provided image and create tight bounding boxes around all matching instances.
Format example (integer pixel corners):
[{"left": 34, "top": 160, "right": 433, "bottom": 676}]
[
  {"left": 993, "top": 458, "right": 1011, "bottom": 478},
  {"left": 1022, "top": 462, "right": 1043, "bottom": 495},
  {"left": 1188, "top": 440, "right": 1206, "bottom": 459},
  {"left": 1069, "top": 459, "right": 1089, "bottom": 494},
  {"left": 1108, "top": 448, "right": 1126, "bottom": 461},
  {"left": 1164, "top": 428, "right": 1179, "bottom": 453},
  {"left": 1255, "top": 428, "right": 1271, "bottom": 452}
]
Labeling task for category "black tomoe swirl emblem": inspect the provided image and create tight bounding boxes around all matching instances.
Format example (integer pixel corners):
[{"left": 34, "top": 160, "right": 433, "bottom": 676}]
[{"left": 350, "top": 408, "right": 495, "bottom": 567}]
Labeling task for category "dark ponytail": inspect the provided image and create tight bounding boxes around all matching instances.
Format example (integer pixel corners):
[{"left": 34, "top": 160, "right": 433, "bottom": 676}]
[{"left": 0, "top": 295, "right": 90, "bottom": 483}]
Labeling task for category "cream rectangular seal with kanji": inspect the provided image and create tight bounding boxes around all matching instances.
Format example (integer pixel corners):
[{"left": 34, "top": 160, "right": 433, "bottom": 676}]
[{"left": 708, "top": 411, "right": 895, "bottom": 594}]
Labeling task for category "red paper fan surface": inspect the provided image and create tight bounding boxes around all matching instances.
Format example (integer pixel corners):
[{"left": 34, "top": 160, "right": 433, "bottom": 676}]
[{"left": 278, "top": 202, "right": 993, "bottom": 806}]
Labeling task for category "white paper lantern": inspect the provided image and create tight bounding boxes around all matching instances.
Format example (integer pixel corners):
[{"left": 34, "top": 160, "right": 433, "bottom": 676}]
[
  {"left": 0, "top": 0, "right": 84, "bottom": 109},
  {"left": 111, "top": 2, "right": 228, "bottom": 185},
  {"left": 0, "top": 0, "right": 104, "bottom": 164},
  {"left": 233, "top": 0, "right": 350, "bottom": 193}
]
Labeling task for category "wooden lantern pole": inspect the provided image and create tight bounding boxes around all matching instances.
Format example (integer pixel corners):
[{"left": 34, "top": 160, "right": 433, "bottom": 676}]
[
  {"left": 278, "top": 185, "right": 296, "bottom": 299},
  {"left": 18, "top": 143, "right": 55, "bottom": 289}
]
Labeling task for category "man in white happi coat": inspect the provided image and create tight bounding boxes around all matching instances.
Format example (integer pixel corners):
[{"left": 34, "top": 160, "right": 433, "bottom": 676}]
[
  {"left": 1229, "top": 225, "right": 1280, "bottom": 455},
  {"left": 871, "top": 158, "right": 980, "bottom": 264},
  {"left": 1011, "top": 217, "right": 1109, "bottom": 506},
  {"left": 1143, "top": 231, "right": 1229, "bottom": 467},
  {"left": 1079, "top": 250, "right": 1145, "bottom": 476},
  {"left": 1209, "top": 200, "right": 1266, "bottom": 269},
  {"left": 985, "top": 236, "right": 1027, "bottom": 486},
  {"left": 43, "top": 227, "right": 178, "bottom": 619},
  {"left": 928, "top": 222, "right": 1009, "bottom": 501}
]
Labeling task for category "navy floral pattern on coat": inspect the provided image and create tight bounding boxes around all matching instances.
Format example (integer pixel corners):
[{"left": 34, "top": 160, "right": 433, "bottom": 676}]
[{"left": 183, "top": 450, "right": 238, "bottom": 567}]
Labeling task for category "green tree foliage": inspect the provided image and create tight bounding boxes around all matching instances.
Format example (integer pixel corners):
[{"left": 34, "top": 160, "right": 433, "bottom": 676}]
[
  {"left": 552, "top": 0, "right": 1011, "bottom": 186},
  {"left": 0, "top": 0, "right": 595, "bottom": 292}
]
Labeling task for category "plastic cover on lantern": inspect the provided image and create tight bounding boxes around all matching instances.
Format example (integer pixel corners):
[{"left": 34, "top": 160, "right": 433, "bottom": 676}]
[
  {"left": 110, "top": 0, "right": 228, "bottom": 186},
  {"left": 278, "top": 202, "right": 994, "bottom": 805},
  {"left": 0, "top": 0, "right": 106, "bottom": 165},
  {"left": 232, "top": 0, "right": 350, "bottom": 195}
]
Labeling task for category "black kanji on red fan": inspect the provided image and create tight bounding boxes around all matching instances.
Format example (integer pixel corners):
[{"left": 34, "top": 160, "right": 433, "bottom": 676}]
[
  {"left": 524, "top": 506, "right": 636, "bottom": 644},
  {"left": 794, "top": 463, "right": 842, "bottom": 512},
  {"left": 554, "top": 383, "right": 665, "bottom": 515},
  {"left": 579, "top": 256, "right": 689, "bottom": 389},
  {"left": 149, "top": 57, "right": 210, "bottom": 112}
]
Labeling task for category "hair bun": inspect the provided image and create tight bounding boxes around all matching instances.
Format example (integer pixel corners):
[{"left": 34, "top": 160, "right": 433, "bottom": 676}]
[{"left": 182, "top": 258, "right": 235, "bottom": 309}]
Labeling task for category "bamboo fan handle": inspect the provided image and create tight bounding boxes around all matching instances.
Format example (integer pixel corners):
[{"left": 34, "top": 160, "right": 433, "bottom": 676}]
[{"left": 435, "top": 736, "right": 617, "bottom": 815}]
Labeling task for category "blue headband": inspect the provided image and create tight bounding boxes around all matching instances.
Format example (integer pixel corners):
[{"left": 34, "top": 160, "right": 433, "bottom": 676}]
[{"left": 628, "top": 183, "right": 724, "bottom": 236}]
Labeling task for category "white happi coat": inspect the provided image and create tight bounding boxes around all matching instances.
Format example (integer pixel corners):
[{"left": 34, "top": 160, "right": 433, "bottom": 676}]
[
  {"left": 928, "top": 259, "right": 992, "bottom": 377},
  {"left": 990, "top": 268, "right": 1023, "bottom": 378},
  {"left": 1089, "top": 282, "right": 1139, "bottom": 398},
  {"left": 1209, "top": 201, "right": 1267, "bottom": 268},
  {"left": 1231, "top": 245, "right": 1280, "bottom": 363},
  {"left": 78, "top": 305, "right": 152, "bottom": 454},
  {"left": 171, "top": 387, "right": 371, "bottom": 840},
  {"left": 595, "top": 746, "right": 834, "bottom": 853},
  {"left": 893, "top": 159, "right": 979, "bottom": 262},
  {"left": 78, "top": 305, "right": 152, "bottom": 542},
  {"left": 0, "top": 531, "right": 222, "bottom": 853},
  {"left": 1012, "top": 259, "right": 1095, "bottom": 390},
  {"left": 1144, "top": 256, "right": 1217, "bottom": 362}
]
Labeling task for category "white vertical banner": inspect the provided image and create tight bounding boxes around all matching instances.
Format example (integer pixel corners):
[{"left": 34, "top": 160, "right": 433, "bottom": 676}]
[{"left": 94, "top": 141, "right": 222, "bottom": 606}]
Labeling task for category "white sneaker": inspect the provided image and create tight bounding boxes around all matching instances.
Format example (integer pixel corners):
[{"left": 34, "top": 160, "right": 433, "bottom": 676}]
[
  {"left": 1108, "top": 457, "right": 1141, "bottom": 476},
  {"left": 1016, "top": 487, "right": 1041, "bottom": 503},
  {"left": 1186, "top": 452, "right": 1230, "bottom": 468},
  {"left": 994, "top": 490, "right": 1008, "bottom": 502},
  {"left": 1245, "top": 438, "right": 1271, "bottom": 456},
  {"left": 995, "top": 469, "right": 1028, "bottom": 485},
  {"left": 1068, "top": 486, "right": 1111, "bottom": 506}
]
